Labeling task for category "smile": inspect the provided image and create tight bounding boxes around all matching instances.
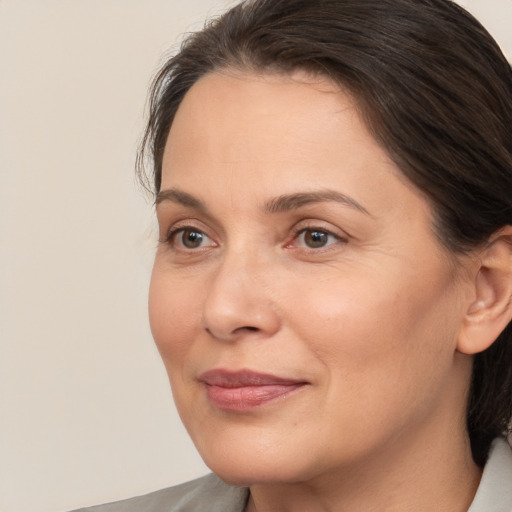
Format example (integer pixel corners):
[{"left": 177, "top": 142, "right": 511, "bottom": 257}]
[{"left": 198, "top": 369, "right": 308, "bottom": 412}]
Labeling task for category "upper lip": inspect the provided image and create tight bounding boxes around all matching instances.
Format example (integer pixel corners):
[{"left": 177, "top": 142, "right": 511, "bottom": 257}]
[{"left": 198, "top": 369, "right": 306, "bottom": 388}]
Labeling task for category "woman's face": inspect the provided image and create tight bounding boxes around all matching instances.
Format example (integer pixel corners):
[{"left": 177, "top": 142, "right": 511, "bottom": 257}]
[{"left": 149, "top": 71, "right": 473, "bottom": 485}]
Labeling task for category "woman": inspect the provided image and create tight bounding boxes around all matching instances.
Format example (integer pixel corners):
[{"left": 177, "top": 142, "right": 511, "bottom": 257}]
[{"left": 76, "top": 0, "right": 512, "bottom": 510}]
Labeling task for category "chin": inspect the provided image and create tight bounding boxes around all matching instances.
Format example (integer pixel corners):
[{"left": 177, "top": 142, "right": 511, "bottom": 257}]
[
  {"left": 193, "top": 433, "right": 321, "bottom": 487},
  {"left": 205, "top": 459, "right": 304, "bottom": 488}
]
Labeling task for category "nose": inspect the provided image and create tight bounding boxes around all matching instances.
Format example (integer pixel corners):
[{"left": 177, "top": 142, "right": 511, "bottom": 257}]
[{"left": 202, "top": 250, "right": 281, "bottom": 342}]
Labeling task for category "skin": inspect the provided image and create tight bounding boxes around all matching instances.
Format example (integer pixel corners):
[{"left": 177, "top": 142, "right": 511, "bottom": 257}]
[{"left": 149, "top": 71, "right": 483, "bottom": 511}]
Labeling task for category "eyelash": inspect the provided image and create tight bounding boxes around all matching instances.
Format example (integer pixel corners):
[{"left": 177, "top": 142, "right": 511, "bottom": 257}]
[
  {"left": 161, "top": 223, "right": 348, "bottom": 253},
  {"left": 288, "top": 225, "right": 347, "bottom": 250},
  {"left": 163, "top": 225, "right": 216, "bottom": 250}
]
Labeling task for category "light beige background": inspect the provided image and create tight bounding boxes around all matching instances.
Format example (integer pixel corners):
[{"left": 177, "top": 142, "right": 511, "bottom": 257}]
[{"left": 1, "top": 1, "right": 510, "bottom": 511}]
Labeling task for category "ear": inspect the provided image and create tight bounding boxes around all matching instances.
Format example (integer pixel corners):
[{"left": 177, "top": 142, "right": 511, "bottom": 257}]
[{"left": 457, "top": 226, "right": 512, "bottom": 355}]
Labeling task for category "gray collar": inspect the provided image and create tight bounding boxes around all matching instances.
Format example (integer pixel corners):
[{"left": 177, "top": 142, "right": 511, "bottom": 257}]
[{"left": 469, "top": 437, "right": 512, "bottom": 512}]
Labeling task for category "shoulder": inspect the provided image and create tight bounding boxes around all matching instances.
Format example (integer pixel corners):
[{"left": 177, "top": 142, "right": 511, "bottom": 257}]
[
  {"left": 469, "top": 437, "right": 512, "bottom": 512},
  {"left": 71, "top": 474, "right": 249, "bottom": 512}
]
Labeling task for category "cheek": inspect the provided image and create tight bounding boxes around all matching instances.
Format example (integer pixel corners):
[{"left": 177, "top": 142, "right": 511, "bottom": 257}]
[
  {"left": 148, "top": 264, "right": 202, "bottom": 369},
  {"left": 280, "top": 272, "right": 462, "bottom": 450},
  {"left": 285, "top": 264, "right": 460, "bottom": 391}
]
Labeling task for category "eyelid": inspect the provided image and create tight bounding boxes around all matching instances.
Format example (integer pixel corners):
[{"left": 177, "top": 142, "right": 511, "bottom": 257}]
[
  {"left": 158, "top": 217, "right": 202, "bottom": 241},
  {"left": 292, "top": 219, "right": 348, "bottom": 238},
  {"left": 286, "top": 221, "right": 349, "bottom": 250},
  {"left": 159, "top": 220, "right": 217, "bottom": 247}
]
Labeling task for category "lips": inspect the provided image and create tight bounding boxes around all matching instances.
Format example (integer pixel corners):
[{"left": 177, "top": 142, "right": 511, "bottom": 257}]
[{"left": 198, "top": 369, "right": 307, "bottom": 411}]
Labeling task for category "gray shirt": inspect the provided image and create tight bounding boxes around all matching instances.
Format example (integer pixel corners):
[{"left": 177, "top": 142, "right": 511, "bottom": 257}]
[{"left": 74, "top": 437, "right": 512, "bottom": 512}]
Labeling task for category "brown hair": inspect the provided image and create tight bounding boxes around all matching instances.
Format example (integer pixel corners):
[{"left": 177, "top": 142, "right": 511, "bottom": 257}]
[{"left": 138, "top": 0, "right": 512, "bottom": 465}]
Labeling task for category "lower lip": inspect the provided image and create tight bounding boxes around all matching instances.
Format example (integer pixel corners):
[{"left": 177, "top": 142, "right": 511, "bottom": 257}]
[{"left": 205, "top": 383, "right": 305, "bottom": 412}]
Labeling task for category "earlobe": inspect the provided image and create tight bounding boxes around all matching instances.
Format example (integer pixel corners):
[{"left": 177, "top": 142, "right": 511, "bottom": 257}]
[{"left": 457, "top": 226, "right": 512, "bottom": 355}]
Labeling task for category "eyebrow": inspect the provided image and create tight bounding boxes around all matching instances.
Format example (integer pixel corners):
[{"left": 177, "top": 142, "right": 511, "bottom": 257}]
[
  {"left": 156, "top": 187, "right": 371, "bottom": 216},
  {"left": 155, "top": 188, "right": 207, "bottom": 210},
  {"left": 264, "top": 190, "right": 371, "bottom": 215}
]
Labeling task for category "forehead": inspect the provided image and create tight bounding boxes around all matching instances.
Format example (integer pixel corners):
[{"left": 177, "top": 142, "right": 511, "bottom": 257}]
[
  {"left": 161, "top": 70, "right": 428, "bottom": 220},
  {"left": 166, "top": 70, "right": 350, "bottom": 159},
  {"left": 165, "top": 72, "right": 386, "bottom": 175}
]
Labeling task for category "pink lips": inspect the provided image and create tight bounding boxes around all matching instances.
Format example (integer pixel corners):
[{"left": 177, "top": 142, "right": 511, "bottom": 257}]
[{"left": 199, "top": 369, "right": 307, "bottom": 412}]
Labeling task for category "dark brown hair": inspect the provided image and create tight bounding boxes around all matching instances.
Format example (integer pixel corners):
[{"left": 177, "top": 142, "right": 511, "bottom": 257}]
[{"left": 138, "top": 0, "right": 512, "bottom": 465}]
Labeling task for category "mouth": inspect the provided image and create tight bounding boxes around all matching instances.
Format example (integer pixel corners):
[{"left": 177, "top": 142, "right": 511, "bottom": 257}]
[{"left": 198, "top": 369, "right": 308, "bottom": 412}]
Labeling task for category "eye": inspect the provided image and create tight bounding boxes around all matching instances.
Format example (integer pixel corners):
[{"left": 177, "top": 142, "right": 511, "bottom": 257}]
[
  {"left": 169, "top": 227, "right": 215, "bottom": 250},
  {"left": 293, "top": 228, "right": 344, "bottom": 249}
]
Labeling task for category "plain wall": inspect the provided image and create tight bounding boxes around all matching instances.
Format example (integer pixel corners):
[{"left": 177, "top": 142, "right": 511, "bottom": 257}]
[{"left": 1, "top": 1, "right": 510, "bottom": 511}]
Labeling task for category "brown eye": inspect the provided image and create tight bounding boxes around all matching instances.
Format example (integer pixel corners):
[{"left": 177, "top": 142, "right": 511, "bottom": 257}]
[
  {"left": 304, "top": 230, "right": 329, "bottom": 248},
  {"left": 295, "top": 229, "right": 340, "bottom": 249},
  {"left": 174, "top": 228, "right": 211, "bottom": 249}
]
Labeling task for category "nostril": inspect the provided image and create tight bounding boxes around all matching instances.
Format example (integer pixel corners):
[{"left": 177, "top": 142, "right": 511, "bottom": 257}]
[{"left": 202, "top": 293, "right": 280, "bottom": 340}]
